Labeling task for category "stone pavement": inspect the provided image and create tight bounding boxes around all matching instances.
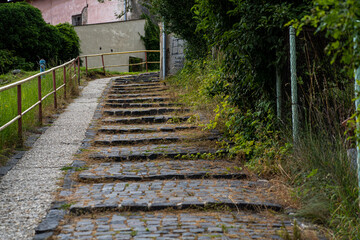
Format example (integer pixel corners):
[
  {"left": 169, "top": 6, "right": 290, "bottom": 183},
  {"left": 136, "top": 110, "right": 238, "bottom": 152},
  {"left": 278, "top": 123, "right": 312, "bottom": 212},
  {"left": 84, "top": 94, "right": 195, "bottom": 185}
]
[
  {"left": 0, "top": 77, "right": 112, "bottom": 240},
  {"left": 33, "top": 73, "right": 326, "bottom": 240}
]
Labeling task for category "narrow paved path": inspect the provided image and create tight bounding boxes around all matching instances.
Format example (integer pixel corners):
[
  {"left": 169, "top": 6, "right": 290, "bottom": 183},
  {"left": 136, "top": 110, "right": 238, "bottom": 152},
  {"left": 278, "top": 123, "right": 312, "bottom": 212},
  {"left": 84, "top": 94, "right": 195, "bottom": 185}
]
[
  {"left": 30, "top": 73, "right": 311, "bottom": 240},
  {"left": 0, "top": 77, "right": 111, "bottom": 240}
]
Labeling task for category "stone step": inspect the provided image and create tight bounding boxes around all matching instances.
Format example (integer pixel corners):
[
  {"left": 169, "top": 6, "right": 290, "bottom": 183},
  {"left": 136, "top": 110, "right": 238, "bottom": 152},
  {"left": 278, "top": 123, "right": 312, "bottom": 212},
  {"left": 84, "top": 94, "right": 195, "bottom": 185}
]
[
  {"left": 106, "top": 97, "right": 170, "bottom": 104},
  {"left": 104, "top": 102, "right": 181, "bottom": 109},
  {"left": 51, "top": 211, "right": 294, "bottom": 240},
  {"left": 78, "top": 160, "right": 246, "bottom": 182},
  {"left": 108, "top": 93, "right": 165, "bottom": 99},
  {"left": 102, "top": 115, "right": 191, "bottom": 124},
  {"left": 112, "top": 83, "right": 164, "bottom": 89},
  {"left": 90, "top": 143, "right": 218, "bottom": 161},
  {"left": 109, "top": 88, "right": 166, "bottom": 94},
  {"left": 67, "top": 179, "right": 282, "bottom": 214},
  {"left": 98, "top": 124, "right": 197, "bottom": 134},
  {"left": 93, "top": 132, "right": 217, "bottom": 146},
  {"left": 103, "top": 107, "right": 189, "bottom": 117}
]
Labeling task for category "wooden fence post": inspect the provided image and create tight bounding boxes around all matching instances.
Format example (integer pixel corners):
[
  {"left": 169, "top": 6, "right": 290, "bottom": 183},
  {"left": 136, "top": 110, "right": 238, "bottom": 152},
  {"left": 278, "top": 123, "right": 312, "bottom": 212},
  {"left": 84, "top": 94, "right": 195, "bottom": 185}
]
[
  {"left": 53, "top": 70, "right": 57, "bottom": 109},
  {"left": 101, "top": 55, "right": 106, "bottom": 75},
  {"left": 17, "top": 85, "right": 22, "bottom": 143},
  {"left": 38, "top": 76, "right": 42, "bottom": 124},
  {"left": 63, "top": 66, "right": 67, "bottom": 99},
  {"left": 85, "top": 56, "right": 88, "bottom": 75}
]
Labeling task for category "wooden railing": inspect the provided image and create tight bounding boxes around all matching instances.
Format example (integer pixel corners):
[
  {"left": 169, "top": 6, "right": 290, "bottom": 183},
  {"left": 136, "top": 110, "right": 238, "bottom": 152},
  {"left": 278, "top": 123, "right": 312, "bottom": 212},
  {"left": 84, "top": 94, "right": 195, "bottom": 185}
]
[
  {"left": 80, "top": 50, "right": 160, "bottom": 74},
  {"left": 0, "top": 57, "right": 80, "bottom": 142},
  {"left": 0, "top": 50, "right": 160, "bottom": 144}
]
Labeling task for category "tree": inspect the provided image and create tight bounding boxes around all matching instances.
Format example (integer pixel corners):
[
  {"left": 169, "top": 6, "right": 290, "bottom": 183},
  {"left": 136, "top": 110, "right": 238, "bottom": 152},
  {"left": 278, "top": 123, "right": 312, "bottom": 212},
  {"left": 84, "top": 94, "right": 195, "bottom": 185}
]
[
  {"left": 141, "top": 0, "right": 208, "bottom": 59},
  {"left": 56, "top": 23, "right": 81, "bottom": 61}
]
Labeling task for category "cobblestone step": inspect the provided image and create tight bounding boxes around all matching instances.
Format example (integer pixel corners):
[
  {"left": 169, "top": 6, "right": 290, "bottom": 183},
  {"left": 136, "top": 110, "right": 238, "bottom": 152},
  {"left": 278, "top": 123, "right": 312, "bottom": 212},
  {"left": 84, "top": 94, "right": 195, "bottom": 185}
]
[
  {"left": 90, "top": 144, "right": 217, "bottom": 161},
  {"left": 108, "top": 93, "right": 166, "bottom": 99},
  {"left": 53, "top": 211, "right": 293, "bottom": 240},
  {"left": 109, "top": 88, "right": 166, "bottom": 94},
  {"left": 103, "top": 107, "right": 190, "bottom": 117},
  {"left": 98, "top": 124, "right": 197, "bottom": 134},
  {"left": 114, "top": 78, "right": 160, "bottom": 84},
  {"left": 94, "top": 131, "right": 215, "bottom": 146},
  {"left": 78, "top": 160, "right": 246, "bottom": 182},
  {"left": 112, "top": 84, "right": 164, "bottom": 89},
  {"left": 106, "top": 97, "right": 170, "bottom": 104},
  {"left": 66, "top": 179, "right": 282, "bottom": 214},
  {"left": 104, "top": 102, "right": 181, "bottom": 108},
  {"left": 102, "top": 115, "right": 191, "bottom": 124}
]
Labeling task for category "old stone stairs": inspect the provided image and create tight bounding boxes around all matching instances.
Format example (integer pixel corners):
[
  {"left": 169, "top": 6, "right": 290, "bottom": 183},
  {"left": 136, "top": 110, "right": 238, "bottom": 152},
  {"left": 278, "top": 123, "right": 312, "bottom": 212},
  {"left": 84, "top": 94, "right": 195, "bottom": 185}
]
[{"left": 34, "top": 73, "right": 298, "bottom": 240}]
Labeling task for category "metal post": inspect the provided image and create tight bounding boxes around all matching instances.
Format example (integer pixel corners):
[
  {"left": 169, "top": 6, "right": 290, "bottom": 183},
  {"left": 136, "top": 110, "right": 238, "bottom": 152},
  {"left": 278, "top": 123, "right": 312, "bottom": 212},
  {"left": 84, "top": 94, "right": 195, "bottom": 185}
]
[
  {"left": 290, "top": 26, "right": 299, "bottom": 142},
  {"left": 52, "top": 70, "right": 57, "bottom": 109},
  {"left": 276, "top": 66, "right": 282, "bottom": 120},
  {"left": 85, "top": 56, "right": 88, "bottom": 75},
  {"left": 353, "top": 33, "right": 360, "bottom": 203},
  {"left": 17, "top": 85, "right": 22, "bottom": 143},
  {"left": 38, "top": 76, "right": 42, "bottom": 124},
  {"left": 63, "top": 66, "right": 67, "bottom": 99},
  {"left": 145, "top": 52, "right": 148, "bottom": 72},
  {"left": 101, "top": 55, "right": 106, "bottom": 75},
  {"left": 162, "top": 23, "right": 166, "bottom": 79},
  {"left": 124, "top": 0, "right": 127, "bottom": 21}
]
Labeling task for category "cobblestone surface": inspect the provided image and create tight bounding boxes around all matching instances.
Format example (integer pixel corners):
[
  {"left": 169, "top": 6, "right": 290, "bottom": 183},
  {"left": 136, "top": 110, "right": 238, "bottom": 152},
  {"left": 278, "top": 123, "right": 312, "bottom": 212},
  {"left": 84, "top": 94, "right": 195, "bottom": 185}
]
[
  {"left": 103, "top": 107, "right": 189, "bottom": 117},
  {"left": 108, "top": 93, "right": 166, "bottom": 99},
  {"left": 66, "top": 179, "right": 281, "bottom": 213},
  {"left": 90, "top": 144, "right": 218, "bottom": 161},
  {"left": 106, "top": 97, "right": 170, "bottom": 104},
  {"left": 56, "top": 211, "right": 293, "bottom": 240},
  {"left": 94, "top": 131, "right": 215, "bottom": 145},
  {"left": 104, "top": 103, "right": 180, "bottom": 108},
  {"left": 102, "top": 115, "right": 191, "bottom": 125},
  {"left": 98, "top": 124, "right": 197, "bottom": 134},
  {"left": 34, "top": 72, "right": 326, "bottom": 239},
  {"left": 78, "top": 160, "right": 246, "bottom": 181}
]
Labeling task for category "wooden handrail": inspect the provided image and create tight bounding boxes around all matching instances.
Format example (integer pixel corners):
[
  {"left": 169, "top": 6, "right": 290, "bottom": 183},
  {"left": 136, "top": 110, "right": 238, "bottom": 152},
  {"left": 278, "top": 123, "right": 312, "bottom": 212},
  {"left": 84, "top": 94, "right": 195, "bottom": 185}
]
[{"left": 0, "top": 57, "right": 80, "bottom": 145}]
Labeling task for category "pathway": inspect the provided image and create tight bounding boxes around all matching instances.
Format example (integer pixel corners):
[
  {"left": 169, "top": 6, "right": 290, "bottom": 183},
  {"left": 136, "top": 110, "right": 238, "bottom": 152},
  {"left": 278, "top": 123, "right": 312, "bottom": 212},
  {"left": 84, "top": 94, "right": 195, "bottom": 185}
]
[
  {"left": 0, "top": 77, "right": 112, "bottom": 240},
  {"left": 32, "top": 72, "right": 314, "bottom": 240}
]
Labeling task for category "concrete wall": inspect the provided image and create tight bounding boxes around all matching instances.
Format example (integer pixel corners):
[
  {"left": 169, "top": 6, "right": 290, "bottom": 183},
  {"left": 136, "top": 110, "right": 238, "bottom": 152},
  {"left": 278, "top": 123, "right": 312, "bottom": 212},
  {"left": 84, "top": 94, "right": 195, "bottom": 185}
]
[
  {"left": 75, "top": 19, "right": 146, "bottom": 72},
  {"left": 160, "top": 29, "right": 186, "bottom": 79},
  {"left": 28, "top": 0, "right": 143, "bottom": 25}
]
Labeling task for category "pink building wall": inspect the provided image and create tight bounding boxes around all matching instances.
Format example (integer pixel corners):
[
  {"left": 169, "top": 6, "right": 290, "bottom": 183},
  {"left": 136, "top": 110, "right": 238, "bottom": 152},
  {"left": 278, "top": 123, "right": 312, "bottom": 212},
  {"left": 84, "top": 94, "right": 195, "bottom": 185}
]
[{"left": 28, "top": 0, "right": 125, "bottom": 25}]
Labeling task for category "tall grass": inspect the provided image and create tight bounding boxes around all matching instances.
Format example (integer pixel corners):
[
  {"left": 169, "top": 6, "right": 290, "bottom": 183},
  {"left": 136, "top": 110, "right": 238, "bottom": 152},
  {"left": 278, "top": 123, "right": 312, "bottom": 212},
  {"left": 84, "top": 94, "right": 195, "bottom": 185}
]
[{"left": 0, "top": 67, "right": 79, "bottom": 154}]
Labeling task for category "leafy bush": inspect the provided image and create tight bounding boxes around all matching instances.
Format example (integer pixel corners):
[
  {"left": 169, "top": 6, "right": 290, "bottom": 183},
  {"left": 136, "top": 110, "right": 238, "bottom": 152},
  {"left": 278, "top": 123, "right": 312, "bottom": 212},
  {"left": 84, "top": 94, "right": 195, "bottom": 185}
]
[
  {"left": 0, "top": 2, "right": 80, "bottom": 72},
  {"left": 140, "top": 14, "right": 160, "bottom": 70},
  {"left": 56, "top": 23, "right": 81, "bottom": 62},
  {"left": 0, "top": 50, "right": 34, "bottom": 74}
]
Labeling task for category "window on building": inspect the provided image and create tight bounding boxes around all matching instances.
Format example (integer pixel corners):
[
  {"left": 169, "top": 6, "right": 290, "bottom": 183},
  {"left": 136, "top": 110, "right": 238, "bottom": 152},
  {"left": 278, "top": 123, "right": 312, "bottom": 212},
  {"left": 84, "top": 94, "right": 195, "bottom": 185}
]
[{"left": 72, "top": 14, "right": 82, "bottom": 26}]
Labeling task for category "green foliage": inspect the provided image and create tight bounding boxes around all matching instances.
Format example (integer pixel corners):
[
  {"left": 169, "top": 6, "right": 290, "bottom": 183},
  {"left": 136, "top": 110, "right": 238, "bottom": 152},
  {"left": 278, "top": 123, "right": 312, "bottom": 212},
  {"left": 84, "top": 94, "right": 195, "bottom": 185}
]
[
  {"left": 56, "top": 23, "right": 81, "bottom": 62},
  {"left": 141, "top": 0, "right": 208, "bottom": 59},
  {"left": 293, "top": 0, "right": 360, "bottom": 75},
  {"left": 140, "top": 14, "right": 160, "bottom": 70},
  {"left": 0, "top": 2, "right": 80, "bottom": 73},
  {"left": 193, "top": 0, "right": 311, "bottom": 108},
  {"left": 0, "top": 50, "right": 34, "bottom": 74}
]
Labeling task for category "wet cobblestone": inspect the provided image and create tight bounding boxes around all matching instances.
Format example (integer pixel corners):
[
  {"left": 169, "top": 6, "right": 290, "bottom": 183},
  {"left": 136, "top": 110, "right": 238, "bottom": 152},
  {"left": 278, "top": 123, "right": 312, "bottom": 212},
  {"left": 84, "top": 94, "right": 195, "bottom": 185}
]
[{"left": 78, "top": 160, "right": 246, "bottom": 181}]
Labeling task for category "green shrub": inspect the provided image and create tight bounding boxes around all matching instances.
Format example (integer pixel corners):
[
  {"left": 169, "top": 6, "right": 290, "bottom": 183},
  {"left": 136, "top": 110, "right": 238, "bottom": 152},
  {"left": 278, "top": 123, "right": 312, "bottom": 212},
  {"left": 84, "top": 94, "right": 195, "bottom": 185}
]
[{"left": 56, "top": 23, "right": 81, "bottom": 62}]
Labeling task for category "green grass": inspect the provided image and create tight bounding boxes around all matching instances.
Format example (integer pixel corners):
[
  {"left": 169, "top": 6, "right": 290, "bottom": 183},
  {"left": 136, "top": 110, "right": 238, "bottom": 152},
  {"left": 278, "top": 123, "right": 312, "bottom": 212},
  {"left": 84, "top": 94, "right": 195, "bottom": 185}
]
[{"left": 0, "top": 66, "right": 79, "bottom": 155}]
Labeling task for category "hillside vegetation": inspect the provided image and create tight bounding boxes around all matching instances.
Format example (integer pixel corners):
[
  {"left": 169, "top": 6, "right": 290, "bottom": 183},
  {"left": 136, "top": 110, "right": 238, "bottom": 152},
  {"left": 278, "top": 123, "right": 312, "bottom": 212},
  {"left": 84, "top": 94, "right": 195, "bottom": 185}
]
[{"left": 145, "top": 0, "right": 360, "bottom": 238}]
